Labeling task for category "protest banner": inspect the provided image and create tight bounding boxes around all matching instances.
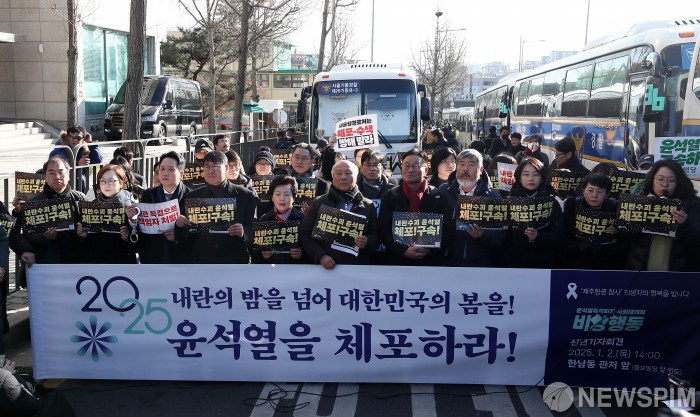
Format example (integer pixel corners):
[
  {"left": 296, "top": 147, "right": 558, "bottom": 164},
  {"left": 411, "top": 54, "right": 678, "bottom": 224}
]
[
  {"left": 608, "top": 170, "right": 646, "bottom": 197},
  {"left": 183, "top": 162, "right": 205, "bottom": 190},
  {"left": 574, "top": 206, "right": 618, "bottom": 244},
  {"left": 184, "top": 198, "right": 236, "bottom": 233},
  {"left": 295, "top": 177, "right": 318, "bottom": 206},
  {"left": 311, "top": 205, "right": 367, "bottom": 256},
  {"left": 616, "top": 194, "right": 680, "bottom": 237},
  {"left": 654, "top": 137, "right": 700, "bottom": 179},
  {"left": 486, "top": 170, "right": 500, "bottom": 191},
  {"left": 14, "top": 171, "right": 45, "bottom": 200},
  {"left": 79, "top": 201, "right": 124, "bottom": 233},
  {"left": 497, "top": 163, "right": 517, "bottom": 192},
  {"left": 334, "top": 114, "right": 379, "bottom": 152},
  {"left": 548, "top": 169, "right": 587, "bottom": 197},
  {"left": 0, "top": 213, "right": 16, "bottom": 234},
  {"left": 136, "top": 201, "right": 180, "bottom": 234},
  {"left": 392, "top": 212, "right": 443, "bottom": 248},
  {"left": 252, "top": 221, "right": 300, "bottom": 252},
  {"left": 457, "top": 196, "right": 509, "bottom": 230},
  {"left": 508, "top": 196, "right": 556, "bottom": 230},
  {"left": 252, "top": 175, "right": 274, "bottom": 202},
  {"left": 22, "top": 198, "right": 74, "bottom": 233},
  {"left": 272, "top": 149, "right": 293, "bottom": 169}
]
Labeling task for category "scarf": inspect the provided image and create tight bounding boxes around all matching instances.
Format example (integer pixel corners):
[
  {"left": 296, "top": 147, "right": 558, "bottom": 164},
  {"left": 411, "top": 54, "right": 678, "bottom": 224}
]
[
  {"left": 359, "top": 175, "right": 386, "bottom": 200},
  {"left": 275, "top": 209, "right": 293, "bottom": 222},
  {"left": 403, "top": 179, "right": 427, "bottom": 212},
  {"left": 98, "top": 190, "right": 134, "bottom": 206},
  {"left": 329, "top": 185, "right": 360, "bottom": 211}
]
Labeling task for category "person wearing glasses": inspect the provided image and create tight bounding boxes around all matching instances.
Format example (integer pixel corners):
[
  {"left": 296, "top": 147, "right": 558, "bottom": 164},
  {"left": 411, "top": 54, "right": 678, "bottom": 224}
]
[
  {"left": 550, "top": 136, "right": 589, "bottom": 174},
  {"left": 625, "top": 159, "right": 700, "bottom": 271},
  {"left": 48, "top": 125, "right": 103, "bottom": 193},
  {"left": 75, "top": 164, "right": 138, "bottom": 264},
  {"left": 378, "top": 149, "right": 445, "bottom": 266},
  {"left": 289, "top": 143, "right": 329, "bottom": 213},
  {"left": 357, "top": 149, "right": 397, "bottom": 200},
  {"left": 428, "top": 147, "right": 457, "bottom": 188},
  {"left": 177, "top": 151, "right": 257, "bottom": 264},
  {"left": 438, "top": 149, "right": 506, "bottom": 267}
]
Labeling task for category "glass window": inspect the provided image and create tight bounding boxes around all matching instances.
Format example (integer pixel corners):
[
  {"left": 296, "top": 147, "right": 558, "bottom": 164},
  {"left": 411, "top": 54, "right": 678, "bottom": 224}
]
[
  {"left": 525, "top": 77, "right": 544, "bottom": 116},
  {"left": 258, "top": 74, "right": 269, "bottom": 88},
  {"left": 589, "top": 56, "right": 628, "bottom": 118},
  {"left": 82, "top": 26, "right": 106, "bottom": 115},
  {"left": 514, "top": 81, "right": 529, "bottom": 116},
  {"left": 543, "top": 68, "right": 565, "bottom": 117},
  {"left": 273, "top": 74, "right": 307, "bottom": 88},
  {"left": 562, "top": 64, "right": 593, "bottom": 117}
]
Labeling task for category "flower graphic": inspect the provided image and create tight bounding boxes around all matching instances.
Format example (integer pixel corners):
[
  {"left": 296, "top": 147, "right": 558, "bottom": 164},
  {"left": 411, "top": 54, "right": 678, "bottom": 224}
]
[{"left": 70, "top": 315, "right": 118, "bottom": 362}]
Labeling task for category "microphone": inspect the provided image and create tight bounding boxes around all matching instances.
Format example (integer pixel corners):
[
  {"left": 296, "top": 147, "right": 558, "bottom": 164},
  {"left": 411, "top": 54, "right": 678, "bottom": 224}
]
[{"left": 660, "top": 189, "right": 670, "bottom": 199}]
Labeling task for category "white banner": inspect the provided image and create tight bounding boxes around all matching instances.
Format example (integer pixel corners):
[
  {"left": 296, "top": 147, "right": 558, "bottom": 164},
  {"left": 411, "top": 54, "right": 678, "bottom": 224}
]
[
  {"left": 28, "top": 264, "right": 550, "bottom": 384},
  {"left": 497, "top": 162, "right": 517, "bottom": 192},
  {"left": 334, "top": 114, "right": 379, "bottom": 151},
  {"left": 654, "top": 136, "right": 700, "bottom": 180},
  {"left": 135, "top": 201, "right": 180, "bottom": 234}
]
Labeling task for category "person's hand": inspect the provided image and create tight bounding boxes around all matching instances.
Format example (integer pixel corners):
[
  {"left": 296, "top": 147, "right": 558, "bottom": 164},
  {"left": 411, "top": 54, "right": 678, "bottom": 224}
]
[
  {"left": 163, "top": 230, "right": 176, "bottom": 242},
  {"left": 175, "top": 215, "right": 190, "bottom": 227},
  {"left": 262, "top": 250, "right": 273, "bottom": 259},
  {"left": 12, "top": 197, "right": 24, "bottom": 212},
  {"left": 119, "top": 225, "right": 129, "bottom": 241},
  {"left": 354, "top": 235, "right": 368, "bottom": 249},
  {"left": 20, "top": 252, "right": 36, "bottom": 267},
  {"left": 125, "top": 205, "right": 140, "bottom": 220},
  {"left": 467, "top": 224, "right": 484, "bottom": 239},
  {"left": 77, "top": 155, "right": 90, "bottom": 166},
  {"left": 404, "top": 245, "right": 429, "bottom": 259},
  {"left": 290, "top": 247, "right": 302, "bottom": 260},
  {"left": 84, "top": 133, "right": 93, "bottom": 143},
  {"left": 2, "top": 360, "right": 16, "bottom": 374},
  {"left": 228, "top": 223, "right": 244, "bottom": 237},
  {"left": 328, "top": 133, "right": 338, "bottom": 151},
  {"left": 320, "top": 255, "right": 336, "bottom": 270},
  {"left": 673, "top": 209, "right": 688, "bottom": 225},
  {"left": 43, "top": 227, "right": 57, "bottom": 240},
  {"left": 524, "top": 227, "right": 538, "bottom": 242},
  {"left": 76, "top": 222, "right": 88, "bottom": 238}
]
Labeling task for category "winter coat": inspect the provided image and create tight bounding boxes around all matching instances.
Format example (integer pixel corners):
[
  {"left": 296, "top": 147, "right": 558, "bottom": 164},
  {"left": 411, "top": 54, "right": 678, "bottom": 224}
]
[
  {"left": 549, "top": 155, "right": 590, "bottom": 174},
  {"left": 253, "top": 207, "right": 309, "bottom": 264},
  {"left": 136, "top": 182, "right": 191, "bottom": 264},
  {"left": 79, "top": 190, "right": 137, "bottom": 264}
]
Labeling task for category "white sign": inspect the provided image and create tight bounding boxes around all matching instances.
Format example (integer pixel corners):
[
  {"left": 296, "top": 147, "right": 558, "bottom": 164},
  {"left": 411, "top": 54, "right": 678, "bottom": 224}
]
[
  {"left": 334, "top": 114, "right": 379, "bottom": 152},
  {"left": 654, "top": 137, "right": 700, "bottom": 180},
  {"left": 497, "top": 162, "right": 517, "bottom": 191},
  {"left": 135, "top": 201, "right": 180, "bottom": 234},
  {"left": 28, "top": 264, "right": 550, "bottom": 384}
]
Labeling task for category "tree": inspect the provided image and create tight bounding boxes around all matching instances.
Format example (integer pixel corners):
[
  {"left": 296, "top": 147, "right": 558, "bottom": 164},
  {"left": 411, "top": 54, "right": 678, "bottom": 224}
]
[
  {"left": 66, "top": 0, "right": 78, "bottom": 126},
  {"left": 317, "top": 0, "right": 358, "bottom": 73},
  {"left": 160, "top": 28, "right": 210, "bottom": 80},
  {"left": 122, "top": 0, "right": 146, "bottom": 143},
  {"left": 323, "top": 11, "right": 361, "bottom": 70}
]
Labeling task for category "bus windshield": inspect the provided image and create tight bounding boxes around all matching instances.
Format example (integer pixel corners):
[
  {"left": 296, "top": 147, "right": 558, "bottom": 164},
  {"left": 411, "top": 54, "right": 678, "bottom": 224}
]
[
  {"left": 312, "top": 79, "right": 417, "bottom": 143},
  {"left": 112, "top": 77, "right": 167, "bottom": 106}
]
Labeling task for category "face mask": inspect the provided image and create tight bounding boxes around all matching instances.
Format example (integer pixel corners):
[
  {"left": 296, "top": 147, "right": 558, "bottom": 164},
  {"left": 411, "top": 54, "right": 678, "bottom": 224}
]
[{"left": 528, "top": 142, "right": 540, "bottom": 151}]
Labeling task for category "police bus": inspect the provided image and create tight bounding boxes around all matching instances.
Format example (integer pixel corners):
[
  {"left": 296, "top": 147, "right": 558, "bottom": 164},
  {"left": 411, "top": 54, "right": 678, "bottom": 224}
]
[
  {"left": 296, "top": 63, "right": 430, "bottom": 173},
  {"left": 478, "top": 19, "right": 700, "bottom": 171},
  {"left": 474, "top": 74, "right": 517, "bottom": 141}
]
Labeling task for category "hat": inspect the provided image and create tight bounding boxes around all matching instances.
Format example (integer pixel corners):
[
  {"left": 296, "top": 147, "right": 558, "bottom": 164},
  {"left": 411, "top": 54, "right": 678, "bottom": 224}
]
[
  {"left": 316, "top": 138, "right": 329, "bottom": 150},
  {"left": 638, "top": 154, "right": 654, "bottom": 168},
  {"left": 429, "top": 147, "right": 457, "bottom": 175},
  {"left": 255, "top": 151, "right": 276, "bottom": 169},
  {"left": 195, "top": 138, "right": 213, "bottom": 154}
]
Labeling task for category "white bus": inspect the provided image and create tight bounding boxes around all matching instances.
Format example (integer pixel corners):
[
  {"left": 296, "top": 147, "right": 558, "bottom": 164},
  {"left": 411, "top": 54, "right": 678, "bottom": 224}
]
[
  {"left": 297, "top": 63, "right": 430, "bottom": 172},
  {"left": 683, "top": 29, "right": 700, "bottom": 136}
]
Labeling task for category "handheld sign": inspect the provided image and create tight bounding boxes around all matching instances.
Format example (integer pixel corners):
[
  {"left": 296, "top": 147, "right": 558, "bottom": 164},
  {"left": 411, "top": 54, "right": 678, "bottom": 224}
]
[
  {"left": 616, "top": 194, "right": 680, "bottom": 237},
  {"left": 295, "top": 177, "right": 318, "bottom": 206},
  {"left": 334, "top": 114, "right": 379, "bottom": 152},
  {"left": 183, "top": 162, "right": 205, "bottom": 190},
  {"left": 575, "top": 206, "right": 618, "bottom": 244},
  {"left": 486, "top": 170, "right": 500, "bottom": 190},
  {"left": 22, "top": 198, "right": 74, "bottom": 233},
  {"left": 457, "top": 196, "right": 509, "bottom": 230},
  {"left": 508, "top": 196, "right": 555, "bottom": 230},
  {"left": 15, "top": 171, "right": 45, "bottom": 200},
  {"left": 311, "top": 205, "right": 367, "bottom": 256},
  {"left": 252, "top": 175, "right": 275, "bottom": 202},
  {"left": 392, "top": 212, "right": 443, "bottom": 248},
  {"left": 0, "top": 214, "right": 16, "bottom": 235},
  {"left": 548, "top": 169, "right": 586, "bottom": 197},
  {"left": 497, "top": 163, "right": 517, "bottom": 192},
  {"left": 185, "top": 198, "right": 236, "bottom": 233},
  {"left": 79, "top": 201, "right": 124, "bottom": 233},
  {"left": 608, "top": 170, "right": 646, "bottom": 198},
  {"left": 271, "top": 149, "right": 293, "bottom": 169},
  {"left": 136, "top": 201, "right": 180, "bottom": 234},
  {"left": 654, "top": 137, "right": 700, "bottom": 180},
  {"left": 252, "top": 220, "right": 300, "bottom": 252}
]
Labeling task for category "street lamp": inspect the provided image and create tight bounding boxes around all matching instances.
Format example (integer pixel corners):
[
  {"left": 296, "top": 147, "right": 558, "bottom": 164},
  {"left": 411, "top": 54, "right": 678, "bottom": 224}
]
[
  {"left": 518, "top": 36, "right": 545, "bottom": 72},
  {"left": 432, "top": 10, "right": 443, "bottom": 118}
]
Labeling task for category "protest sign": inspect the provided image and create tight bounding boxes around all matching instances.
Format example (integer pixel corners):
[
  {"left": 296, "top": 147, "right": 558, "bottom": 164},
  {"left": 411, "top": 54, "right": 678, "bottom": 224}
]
[
  {"left": 79, "top": 201, "right": 124, "bottom": 233},
  {"left": 271, "top": 149, "right": 293, "bottom": 169},
  {"left": 136, "top": 201, "right": 180, "bottom": 234},
  {"left": 311, "top": 205, "right": 367, "bottom": 256},
  {"left": 392, "top": 212, "right": 443, "bottom": 248},
  {"left": 457, "top": 196, "right": 509, "bottom": 230},
  {"left": 295, "top": 177, "right": 318, "bottom": 206},
  {"left": 548, "top": 169, "right": 586, "bottom": 197},
  {"left": 654, "top": 137, "right": 700, "bottom": 179},
  {"left": 184, "top": 198, "right": 236, "bottom": 233},
  {"left": 183, "top": 162, "right": 205, "bottom": 190},
  {"left": 22, "top": 198, "right": 74, "bottom": 233},
  {"left": 508, "top": 196, "right": 556, "bottom": 230},
  {"left": 252, "top": 175, "right": 274, "bottom": 202},
  {"left": 497, "top": 163, "right": 517, "bottom": 192},
  {"left": 608, "top": 170, "right": 646, "bottom": 197},
  {"left": 252, "top": 221, "right": 300, "bottom": 252},
  {"left": 0, "top": 214, "right": 16, "bottom": 234},
  {"left": 15, "top": 171, "right": 45, "bottom": 200},
  {"left": 616, "top": 194, "right": 680, "bottom": 237},
  {"left": 334, "top": 114, "right": 379, "bottom": 152},
  {"left": 574, "top": 206, "right": 618, "bottom": 244},
  {"left": 486, "top": 170, "right": 500, "bottom": 190}
]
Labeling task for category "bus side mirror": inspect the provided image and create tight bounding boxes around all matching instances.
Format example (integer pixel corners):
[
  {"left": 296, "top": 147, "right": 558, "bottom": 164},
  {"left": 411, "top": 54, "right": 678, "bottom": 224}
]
[
  {"left": 296, "top": 99, "right": 307, "bottom": 123},
  {"left": 420, "top": 96, "right": 431, "bottom": 121},
  {"left": 642, "top": 76, "right": 665, "bottom": 123},
  {"left": 643, "top": 52, "right": 662, "bottom": 78},
  {"left": 417, "top": 84, "right": 427, "bottom": 96},
  {"left": 499, "top": 92, "right": 509, "bottom": 118}
]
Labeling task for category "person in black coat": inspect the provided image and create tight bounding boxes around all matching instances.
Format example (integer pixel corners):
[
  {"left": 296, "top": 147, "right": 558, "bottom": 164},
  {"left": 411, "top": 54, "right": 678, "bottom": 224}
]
[
  {"left": 550, "top": 136, "right": 590, "bottom": 174},
  {"left": 422, "top": 128, "right": 450, "bottom": 151},
  {"left": 357, "top": 149, "right": 397, "bottom": 201},
  {"left": 488, "top": 126, "right": 511, "bottom": 158},
  {"left": 136, "top": 151, "right": 191, "bottom": 264},
  {"left": 177, "top": 151, "right": 257, "bottom": 264},
  {"left": 507, "top": 132, "right": 526, "bottom": 156},
  {"left": 300, "top": 160, "right": 379, "bottom": 269},
  {"left": 428, "top": 147, "right": 457, "bottom": 188},
  {"left": 289, "top": 143, "right": 329, "bottom": 214},
  {"left": 500, "top": 158, "right": 564, "bottom": 269}
]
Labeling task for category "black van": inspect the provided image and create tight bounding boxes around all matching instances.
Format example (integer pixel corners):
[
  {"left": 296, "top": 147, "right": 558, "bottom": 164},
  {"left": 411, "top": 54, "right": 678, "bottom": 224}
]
[{"left": 104, "top": 75, "right": 203, "bottom": 145}]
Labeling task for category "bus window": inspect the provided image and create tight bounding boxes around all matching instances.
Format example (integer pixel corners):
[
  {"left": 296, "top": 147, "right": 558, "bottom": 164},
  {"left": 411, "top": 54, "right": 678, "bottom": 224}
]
[
  {"left": 589, "top": 56, "right": 628, "bottom": 118},
  {"left": 525, "top": 77, "right": 544, "bottom": 116},
  {"left": 515, "top": 81, "right": 529, "bottom": 115},
  {"left": 695, "top": 45, "right": 700, "bottom": 100},
  {"left": 562, "top": 64, "right": 593, "bottom": 117},
  {"left": 543, "top": 68, "right": 565, "bottom": 117},
  {"left": 660, "top": 42, "right": 695, "bottom": 136}
]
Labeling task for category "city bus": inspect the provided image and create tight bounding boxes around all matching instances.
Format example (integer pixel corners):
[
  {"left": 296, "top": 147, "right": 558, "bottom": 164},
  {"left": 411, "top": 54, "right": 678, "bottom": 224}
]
[
  {"left": 296, "top": 63, "right": 430, "bottom": 173},
  {"left": 442, "top": 106, "right": 476, "bottom": 149},
  {"left": 474, "top": 74, "right": 517, "bottom": 141},
  {"left": 486, "top": 19, "right": 700, "bottom": 171},
  {"left": 683, "top": 28, "right": 700, "bottom": 136}
]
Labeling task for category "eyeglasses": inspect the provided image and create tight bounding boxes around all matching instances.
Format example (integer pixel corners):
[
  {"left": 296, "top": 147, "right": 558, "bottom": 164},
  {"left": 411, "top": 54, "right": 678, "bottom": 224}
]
[
  {"left": 70, "top": 135, "right": 83, "bottom": 140},
  {"left": 203, "top": 164, "right": 223, "bottom": 171},
  {"left": 555, "top": 152, "right": 567, "bottom": 157},
  {"left": 653, "top": 176, "right": 676, "bottom": 185},
  {"left": 292, "top": 155, "right": 311, "bottom": 162},
  {"left": 99, "top": 179, "right": 119, "bottom": 185},
  {"left": 362, "top": 163, "right": 381, "bottom": 169}
]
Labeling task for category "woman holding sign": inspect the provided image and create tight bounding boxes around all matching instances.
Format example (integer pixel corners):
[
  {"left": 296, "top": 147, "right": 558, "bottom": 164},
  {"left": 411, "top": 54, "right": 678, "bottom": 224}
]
[
  {"left": 625, "top": 160, "right": 700, "bottom": 271},
  {"left": 501, "top": 158, "right": 564, "bottom": 269},
  {"left": 76, "top": 164, "right": 138, "bottom": 264}
]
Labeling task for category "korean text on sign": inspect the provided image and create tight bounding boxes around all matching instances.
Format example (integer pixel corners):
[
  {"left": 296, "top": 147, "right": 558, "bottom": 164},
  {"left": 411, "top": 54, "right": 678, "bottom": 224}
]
[{"left": 334, "top": 114, "right": 379, "bottom": 152}]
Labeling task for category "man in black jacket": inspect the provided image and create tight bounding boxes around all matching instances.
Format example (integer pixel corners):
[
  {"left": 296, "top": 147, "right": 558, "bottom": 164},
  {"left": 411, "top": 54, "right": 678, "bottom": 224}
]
[
  {"left": 176, "top": 151, "right": 257, "bottom": 264},
  {"left": 289, "top": 143, "right": 329, "bottom": 212},
  {"left": 488, "top": 126, "right": 511, "bottom": 158},
  {"left": 550, "top": 136, "right": 590, "bottom": 173}
]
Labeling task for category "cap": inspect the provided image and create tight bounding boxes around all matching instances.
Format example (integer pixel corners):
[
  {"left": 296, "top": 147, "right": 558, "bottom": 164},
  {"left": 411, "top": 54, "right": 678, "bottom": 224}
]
[
  {"left": 255, "top": 151, "right": 276, "bottom": 169},
  {"left": 195, "top": 138, "right": 213, "bottom": 153},
  {"left": 316, "top": 138, "right": 329, "bottom": 150},
  {"left": 638, "top": 154, "right": 654, "bottom": 168}
]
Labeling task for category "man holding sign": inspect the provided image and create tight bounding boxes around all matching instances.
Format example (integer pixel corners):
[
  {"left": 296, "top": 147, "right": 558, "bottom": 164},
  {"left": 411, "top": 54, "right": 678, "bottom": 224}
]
[
  {"left": 289, "top": 143, "right": 329, "bottom": 214},
  {"left": 177, "top": 151, "right": 257, "bottom": 264}
]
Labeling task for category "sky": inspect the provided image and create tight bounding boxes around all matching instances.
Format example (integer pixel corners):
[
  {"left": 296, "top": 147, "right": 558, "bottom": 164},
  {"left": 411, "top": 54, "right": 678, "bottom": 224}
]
[{"left": 165, "top": 0, "right": 697, "bottom": 69}]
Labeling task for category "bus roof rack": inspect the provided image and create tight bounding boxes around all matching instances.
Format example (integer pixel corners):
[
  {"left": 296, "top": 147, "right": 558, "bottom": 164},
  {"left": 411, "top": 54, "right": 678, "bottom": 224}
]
[
  {"left": 583, "top": 18, "right": 700, "bottom": 51},
  {"left": 330, "top": 63, "right": 405, "bottom": 71}
]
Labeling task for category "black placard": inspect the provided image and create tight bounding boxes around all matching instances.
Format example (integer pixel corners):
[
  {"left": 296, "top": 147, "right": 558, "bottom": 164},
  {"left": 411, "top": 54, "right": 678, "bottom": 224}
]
[
  {"left": 574, "top": 206, "right": 618, "bottom": 244},
  {"left": 184, "top": 198, "right": 236, "bottom": 233},
  {"left": 311, "top": 205, "right": 367, "bottom": 256},
  {"left": 295, "top": 177, "right": 318, "bottom": 206},
  {"left": 252, "top": 175, "right": 275, "bottom": 202},
  {"left": 616, "top": 194, "right": 680, "bottom": 237},
  {"left": 272, "top": 149, "right": 293, "bottom": 169},
  {"left": 79, "top": 201, "right": 125, "bottom": 233},
  {"left": 252, "top": 220, "right": 300, "bottom": 252},
  {"left": 15, "top": 171, "right": 45, "bottom": 200},
  {"left": 608, "top": 170, "right": 646, "bottom": 198},
  {"left": 508, "top": 196, "right": 556, "bottom": 230},
  {"left": 0, "top": 214, "right": 16, "bottom": 234},
  {"left": 22, "top": 198, "right": 74, "bottom": 233},
  {"left": 182, "top": 162, "right": 205, "bottom": 190},
  {"left": 548, "top": 169, "right": 586, "bottom": 197},
  {"left": 457, "top": 196, "right": 510, "bottom": 230},
  {"left": 392, "top": 212, "right": 443, "bottom": 248}
]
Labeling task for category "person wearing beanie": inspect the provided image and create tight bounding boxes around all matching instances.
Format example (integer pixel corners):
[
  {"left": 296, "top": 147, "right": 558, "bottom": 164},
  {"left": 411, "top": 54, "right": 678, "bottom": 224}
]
[
  {"left": 253, "top": 150, "right": 276, "bottom": 175},
  {"left": 194, "top": 138, "right": 214, "bottom": 161},
  {"left": 428, "top": 147, "right": 457, "bottom": 188},
  {"left": 551, "top": 136, "right": 589, "bottom": 173}
]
